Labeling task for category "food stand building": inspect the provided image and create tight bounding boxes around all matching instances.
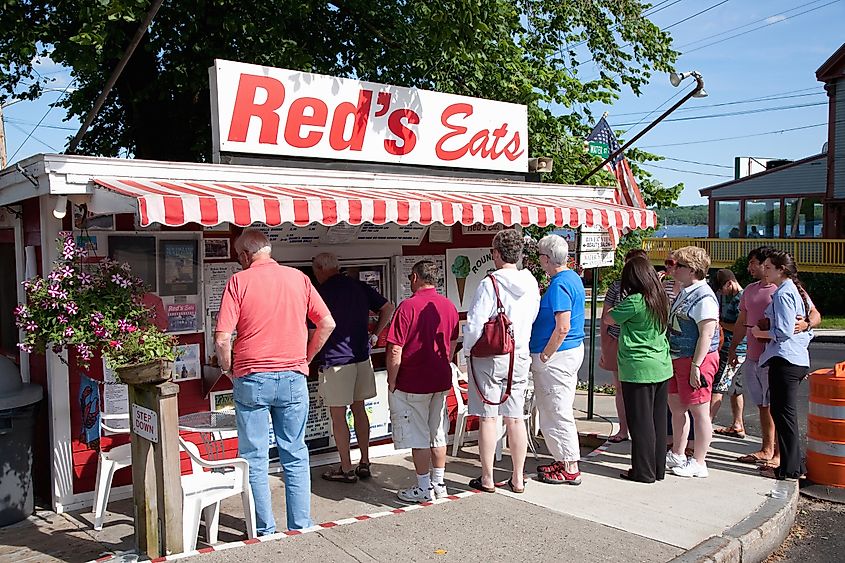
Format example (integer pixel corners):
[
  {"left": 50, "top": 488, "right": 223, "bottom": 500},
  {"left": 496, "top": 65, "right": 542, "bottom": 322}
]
[{"left": 0, "top": 60, "right": 656, "bottom": 514}]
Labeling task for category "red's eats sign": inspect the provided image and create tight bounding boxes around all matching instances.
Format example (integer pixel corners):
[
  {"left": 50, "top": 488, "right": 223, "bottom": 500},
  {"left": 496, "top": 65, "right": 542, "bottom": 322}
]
[{"left": 210, "top": 60, "right": 528, "bottom": 172}]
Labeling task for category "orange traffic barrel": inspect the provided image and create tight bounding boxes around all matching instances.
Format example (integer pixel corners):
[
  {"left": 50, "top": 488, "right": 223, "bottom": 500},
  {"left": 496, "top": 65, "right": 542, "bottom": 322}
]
[{"left": 807, "top": 362, "right": 845, "bottom": 487}]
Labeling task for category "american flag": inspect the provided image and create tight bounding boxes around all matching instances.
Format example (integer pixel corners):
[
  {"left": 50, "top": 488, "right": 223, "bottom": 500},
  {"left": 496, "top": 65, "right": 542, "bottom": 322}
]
[{"left": 585, "top": 117, "right": 646, "bottom": 209}]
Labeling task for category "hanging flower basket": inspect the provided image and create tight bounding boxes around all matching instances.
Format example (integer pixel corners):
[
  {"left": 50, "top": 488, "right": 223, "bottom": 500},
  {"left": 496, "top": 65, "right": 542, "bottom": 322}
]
[
  {"left": 116, "top": 360, "right": 174, "bottom": 385},
  {"left": 16, "top": 232, "right": 177, "bottom": 382}
]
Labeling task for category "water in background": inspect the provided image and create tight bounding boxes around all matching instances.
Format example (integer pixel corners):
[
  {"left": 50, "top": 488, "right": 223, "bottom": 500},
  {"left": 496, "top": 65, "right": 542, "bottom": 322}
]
[{"left": 653, "top": 224, "right": 708, "bottom": 238}]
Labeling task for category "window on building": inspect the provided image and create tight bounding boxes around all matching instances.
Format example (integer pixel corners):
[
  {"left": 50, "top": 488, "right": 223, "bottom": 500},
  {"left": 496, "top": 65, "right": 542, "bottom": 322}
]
[
  {"left": 744, "top": 199, "right": 780, "bottom": 238},
  {"left": 715, "top": 201, "right": 741, "bottom": 238},
  {"left": 785, "top": 197, "right": 823, "bottom": 238}
]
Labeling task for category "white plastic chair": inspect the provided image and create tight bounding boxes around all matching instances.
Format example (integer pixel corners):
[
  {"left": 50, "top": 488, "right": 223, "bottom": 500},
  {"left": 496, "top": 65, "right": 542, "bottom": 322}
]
[
  {"left": 451, "top": 363, "right": 504, "bottom": 460},
  {"left": 92, "top": 413, "right": 131, "bottom": 531},
  {"left": 179, "top": 436, "right": 256, "bottom": 552}
]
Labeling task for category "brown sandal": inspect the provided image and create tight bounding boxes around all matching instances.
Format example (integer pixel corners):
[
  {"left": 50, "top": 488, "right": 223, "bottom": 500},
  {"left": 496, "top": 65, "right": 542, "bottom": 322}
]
[{"left": 321, "top": 466, "right": 358, "bottom": 483}]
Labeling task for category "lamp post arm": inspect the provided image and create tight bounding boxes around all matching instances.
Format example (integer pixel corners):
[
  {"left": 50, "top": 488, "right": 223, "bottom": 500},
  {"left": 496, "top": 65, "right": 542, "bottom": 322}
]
[{"left": 578, "top": 74, "right": 705, "bottom": 184}]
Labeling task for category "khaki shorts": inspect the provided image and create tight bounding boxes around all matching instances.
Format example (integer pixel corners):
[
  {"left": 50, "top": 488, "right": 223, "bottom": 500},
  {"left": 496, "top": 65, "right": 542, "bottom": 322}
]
[
  {"left": 388, "top": 390, "right": 449, "bottom": 450},
  {"left": 318, "top": 359, "right": 377, "bottom": 407}
]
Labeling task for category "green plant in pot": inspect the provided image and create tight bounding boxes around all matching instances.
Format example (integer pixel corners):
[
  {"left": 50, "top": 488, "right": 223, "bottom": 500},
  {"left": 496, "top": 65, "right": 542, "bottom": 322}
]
[{"left": 15, "top": 232, "right": 177, "bottom": 384}]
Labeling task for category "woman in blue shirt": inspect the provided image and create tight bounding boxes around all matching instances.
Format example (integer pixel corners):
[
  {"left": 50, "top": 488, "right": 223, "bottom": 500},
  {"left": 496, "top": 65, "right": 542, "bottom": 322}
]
[
  {"left": 751, "top": 250, "right": 814, "bottom": 480},
  {"left": 530, "top": 234, "right": 586, "bottom": 485}
]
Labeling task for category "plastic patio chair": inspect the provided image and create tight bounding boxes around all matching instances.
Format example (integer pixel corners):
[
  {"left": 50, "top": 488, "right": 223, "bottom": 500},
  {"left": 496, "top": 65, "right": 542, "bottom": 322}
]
[
  {"left": 451, "top": 363, "right": 505, "bottom": 460},
  {"left": 92, "top": 412, "right": 131, "bottom": 531},
  {"left": 178, "top": 436, "right": 256, "bottom": 552}
]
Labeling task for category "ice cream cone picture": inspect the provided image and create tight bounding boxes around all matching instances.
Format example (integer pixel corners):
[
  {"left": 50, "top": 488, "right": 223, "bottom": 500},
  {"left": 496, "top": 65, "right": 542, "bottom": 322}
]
[{"left": 451, "top": 255, "right": 471, "bottom": 306}]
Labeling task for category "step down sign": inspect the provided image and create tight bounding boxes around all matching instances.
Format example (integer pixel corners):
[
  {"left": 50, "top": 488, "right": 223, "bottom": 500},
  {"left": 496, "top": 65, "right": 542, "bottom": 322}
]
[{"left": 132, "top": 404, "right": 159, "bottom": 443}]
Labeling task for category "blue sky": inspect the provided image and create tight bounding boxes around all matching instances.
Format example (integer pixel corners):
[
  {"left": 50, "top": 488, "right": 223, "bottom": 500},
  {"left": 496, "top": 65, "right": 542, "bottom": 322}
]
[{"left": 3, "top": 0, "right": 844, "bottom": 206}]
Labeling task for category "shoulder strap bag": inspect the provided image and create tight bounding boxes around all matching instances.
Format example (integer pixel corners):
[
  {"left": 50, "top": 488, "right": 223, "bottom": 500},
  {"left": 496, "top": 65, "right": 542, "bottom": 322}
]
[{"left": 469, "top": 274, "right": 516, "bottom": 406}]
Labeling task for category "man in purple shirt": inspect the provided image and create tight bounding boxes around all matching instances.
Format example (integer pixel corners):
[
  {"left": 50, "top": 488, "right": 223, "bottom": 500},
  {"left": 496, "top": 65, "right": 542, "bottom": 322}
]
[{"left": 312, "top": 253, "right": 395, "bottom": 484}]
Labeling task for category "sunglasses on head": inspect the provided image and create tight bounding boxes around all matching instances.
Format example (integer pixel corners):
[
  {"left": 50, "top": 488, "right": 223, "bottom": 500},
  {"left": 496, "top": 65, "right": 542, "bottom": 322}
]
[
  {"left": 675, "top": 262, "right": 691, "bottom": 269},
  {"left": 664, "top": 259, "right": 676, "bottom": 267}
]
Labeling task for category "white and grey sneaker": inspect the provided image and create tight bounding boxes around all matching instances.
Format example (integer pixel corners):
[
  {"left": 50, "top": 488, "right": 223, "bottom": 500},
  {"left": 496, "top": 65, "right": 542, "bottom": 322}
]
[
  {"left": 672, "top": 459, "right": 709, "bottom": 478},
  {"left": 666, "top": 451, "right": 687, "bottom": 469},
  {"left": 397, "top": 486, "right": 433, "bottom": 503},
  {"left": 431, "top": 483, "right": 448, "bottom": 499}
]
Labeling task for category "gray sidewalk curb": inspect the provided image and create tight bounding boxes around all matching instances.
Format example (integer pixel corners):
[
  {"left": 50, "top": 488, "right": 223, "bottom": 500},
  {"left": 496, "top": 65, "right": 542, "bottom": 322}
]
[{"left": 670, "top": 481, "right": 798, "bottom": 563}]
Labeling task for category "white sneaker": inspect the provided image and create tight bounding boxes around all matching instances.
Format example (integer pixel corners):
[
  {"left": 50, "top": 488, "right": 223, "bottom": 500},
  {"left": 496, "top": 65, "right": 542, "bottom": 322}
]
[
  {"left": 672, "top": 459, "right": 709, "bottom": 478},
  {"left": 666, "top": 451, "right": 686, "bottom": 469},
  {"left": 431, "top": 483, "right": 448, "bottom": 499},
  {"left": 397, "top": 486, "right": 433, "bottom": 503}
]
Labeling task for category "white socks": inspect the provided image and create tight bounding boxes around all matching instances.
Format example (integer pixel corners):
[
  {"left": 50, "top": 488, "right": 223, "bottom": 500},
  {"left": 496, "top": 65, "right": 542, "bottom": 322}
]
[
  {"left": 416, "top": 473, "right": 431, "bottom": 491},
  {"left": 430, "top": 467, "right": 445, "bottom": 486}
]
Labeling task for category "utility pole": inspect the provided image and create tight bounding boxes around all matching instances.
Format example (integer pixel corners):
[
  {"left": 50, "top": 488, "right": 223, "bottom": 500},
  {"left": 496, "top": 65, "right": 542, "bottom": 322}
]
[{"left": 0, "top": 104, "right": 7, "bottom": 169}]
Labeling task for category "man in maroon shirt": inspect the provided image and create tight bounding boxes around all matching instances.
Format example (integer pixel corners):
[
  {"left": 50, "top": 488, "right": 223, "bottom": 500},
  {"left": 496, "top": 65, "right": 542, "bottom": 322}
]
[{"left": 386, "top": 260, "right": 459, "bottom": 503}]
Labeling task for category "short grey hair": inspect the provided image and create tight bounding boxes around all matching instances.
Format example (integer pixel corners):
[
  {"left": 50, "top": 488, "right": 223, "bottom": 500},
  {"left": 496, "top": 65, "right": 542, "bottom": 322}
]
[
  {"left": 492, "top": 229, "right": 523, "bottom": 264},
  {"left": 537, "top": 234, "right": 569, "bottom": 267},
  {"left": 313, "top": 252, "right": 339, "bottom": 271},
  {"left": 235, "top": 229, "right": 272, "bottom": 255},
  {"left": 412, "top": 260, "right": 439, "bottom": 286}
]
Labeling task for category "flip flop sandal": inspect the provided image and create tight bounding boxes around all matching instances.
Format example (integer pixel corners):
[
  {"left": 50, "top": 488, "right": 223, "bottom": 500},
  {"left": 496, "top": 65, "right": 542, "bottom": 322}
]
[
  {"left": 468, "top": 477, "right": 496, "bottom": 493},
  {"left": 736, "top": 453, "right": 770, "bottom": 464},
  {"left": 498, "top": 479, "right": 525, "bottom": 493},
  {"left": 321, "top": 466, "right": 358, "bottom": 483},
  {"left": 607, "top": 435, "right": 629, "bottom": 443},
  {"left": 355, "top": 463, "right": 372, "bottom": 479}
]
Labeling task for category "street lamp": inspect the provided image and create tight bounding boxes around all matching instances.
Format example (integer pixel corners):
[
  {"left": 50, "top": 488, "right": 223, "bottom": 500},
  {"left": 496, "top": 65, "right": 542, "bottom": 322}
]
[{"left": 578, "top": 70, "right": 708, "bottom": 184}]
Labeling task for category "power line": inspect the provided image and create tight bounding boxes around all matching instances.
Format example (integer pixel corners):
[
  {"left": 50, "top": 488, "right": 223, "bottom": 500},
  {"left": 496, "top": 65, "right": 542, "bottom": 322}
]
[
  {"left": 608, "top": 90, "right": 823, "bottom": 117},
  {"left": 6, "top": 121, "right": 59, "bottom": 152},
  {"left": 641, "top": 162, "right": 733, "bottom": 177},
  {"left": 8, "top": 78, "right": 76, "bottom": 162},
  {"left": 639, "top": 122, "right": 826, "bottom": 148},
  {"left": 682, "top": 0, "right": 842, "bottom": 55},
  {"left": 622, "top": 85, "right": 688, "bottom": 135},
  {"left": 677, "top": 0, "right": 833, "bottom": 49},
  {"left": 660, "top": 156, "right": 733, "bottom": 169},
  {"left": 610, "top": 100, "right": 827, "bottom": 127},
  {"left": 663, "top": 0, "right": 731, "bottom": 30},
  {"left": 5, "top": 118, "right": 78, "bottom": 131}
]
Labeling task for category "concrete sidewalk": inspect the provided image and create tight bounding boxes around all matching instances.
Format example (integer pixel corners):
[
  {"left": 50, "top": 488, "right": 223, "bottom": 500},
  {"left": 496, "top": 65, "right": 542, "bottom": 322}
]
[{"left": 0, "top": 392, "right": 797, "bottom": 563}]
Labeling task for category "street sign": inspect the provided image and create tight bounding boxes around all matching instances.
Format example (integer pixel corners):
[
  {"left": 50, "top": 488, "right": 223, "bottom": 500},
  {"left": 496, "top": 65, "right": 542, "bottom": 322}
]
[
  {"left": 587, "top": 141, "right": 610, "bottom": 159},
  {"left": 132, "top": 404, "right": 159, "bottom": 443},
  {"left": 578, "top": 249, "right": 615, "bottom": 269},
  {"left": 577, "top": 227, "right": 615, "bottom": 269}
]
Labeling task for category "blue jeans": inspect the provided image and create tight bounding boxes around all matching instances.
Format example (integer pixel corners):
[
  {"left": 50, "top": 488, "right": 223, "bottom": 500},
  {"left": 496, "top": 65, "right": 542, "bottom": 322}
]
[{"left": 233, "top": 371, "right": 312, "bottom": 534}]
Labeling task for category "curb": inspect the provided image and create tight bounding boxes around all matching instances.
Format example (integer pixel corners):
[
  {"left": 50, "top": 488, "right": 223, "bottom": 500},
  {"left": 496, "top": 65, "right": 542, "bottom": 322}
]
[
  {"left": 671, "top": 480, "right": 798, "bottom": 563},
  {"left": 811, "top": 333, "right": 845, "bottom": 344}
]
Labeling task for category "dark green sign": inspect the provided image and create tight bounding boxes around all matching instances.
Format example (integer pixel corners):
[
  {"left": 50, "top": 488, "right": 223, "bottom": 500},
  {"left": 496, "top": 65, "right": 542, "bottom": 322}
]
[{"left": 587, "top": 141, "right": 609, "bottom": 159}]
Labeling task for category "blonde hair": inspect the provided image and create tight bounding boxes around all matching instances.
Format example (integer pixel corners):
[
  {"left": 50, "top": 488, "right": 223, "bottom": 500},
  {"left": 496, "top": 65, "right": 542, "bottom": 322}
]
[{"left": 673, "top": 246, "right": 711, "bottom": 280}]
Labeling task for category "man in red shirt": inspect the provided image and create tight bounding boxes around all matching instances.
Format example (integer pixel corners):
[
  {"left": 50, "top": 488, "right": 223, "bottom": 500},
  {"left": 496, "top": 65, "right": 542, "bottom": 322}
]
[
  {"left": 216, "top": 229, "right": 335, "bottom": 534},
  {"left": 386, "top": 260, "right": 459, "bottom": 503}
]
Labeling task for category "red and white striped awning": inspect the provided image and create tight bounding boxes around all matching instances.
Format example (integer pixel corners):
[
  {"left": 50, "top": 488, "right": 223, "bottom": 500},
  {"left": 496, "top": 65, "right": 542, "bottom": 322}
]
[{"left": 92, "top": 177, "right": 656, "bottom": 234}]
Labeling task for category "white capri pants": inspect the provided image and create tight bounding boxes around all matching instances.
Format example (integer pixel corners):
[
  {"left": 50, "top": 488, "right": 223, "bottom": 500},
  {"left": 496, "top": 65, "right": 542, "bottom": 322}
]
[{"left": 531, "top": 343, "right": 584, "bottom": 462}]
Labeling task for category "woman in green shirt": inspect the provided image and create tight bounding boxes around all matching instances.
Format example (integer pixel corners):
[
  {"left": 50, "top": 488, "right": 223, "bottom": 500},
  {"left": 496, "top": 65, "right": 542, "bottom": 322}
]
[{"left": 608, "top": 257, "right": 673, "bottom": 483}]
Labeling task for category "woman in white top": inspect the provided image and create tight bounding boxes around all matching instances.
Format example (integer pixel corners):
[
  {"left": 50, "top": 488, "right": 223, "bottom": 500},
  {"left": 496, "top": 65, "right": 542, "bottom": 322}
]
[{"left": 464, "top": 229, "right": 541, "bottom": 493}]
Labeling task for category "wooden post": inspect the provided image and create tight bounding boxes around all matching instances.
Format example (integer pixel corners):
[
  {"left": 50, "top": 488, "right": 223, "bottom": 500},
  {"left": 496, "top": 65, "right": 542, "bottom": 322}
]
[{"left": 128, "top": 380, "right": 183, "bottom": 558}]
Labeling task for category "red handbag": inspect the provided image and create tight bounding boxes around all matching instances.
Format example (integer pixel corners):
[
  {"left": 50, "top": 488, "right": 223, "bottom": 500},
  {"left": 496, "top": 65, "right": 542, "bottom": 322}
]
[{"left": 470, "top": 274, "right": 516, "bottom": 406}]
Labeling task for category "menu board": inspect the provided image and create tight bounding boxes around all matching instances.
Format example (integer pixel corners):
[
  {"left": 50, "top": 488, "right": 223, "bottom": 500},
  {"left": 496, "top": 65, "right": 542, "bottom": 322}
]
[
  {"left": 357, "top": 223, "right": 428, "bottom": 242},
  {"left": 253, "top": 223, "right": 328, "bottom": 244},
  {"left": 204, "top": 263, "right": 241, "bottom": 312},
  {"left": 395, "top": 254, "right": 447, "bottom": 302}
]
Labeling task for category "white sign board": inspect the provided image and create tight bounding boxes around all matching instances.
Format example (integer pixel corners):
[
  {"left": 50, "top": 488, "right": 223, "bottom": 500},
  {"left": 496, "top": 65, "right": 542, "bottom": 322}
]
[
  {"left": 578, "top": 250, "right": 615, "bottom": 269},
  {"left": 131, "top": 404, "right": 159, "bottom": 444},
  {"left": 446, "top": 248, "right": 496, "bottom": 313},
  {"left": 579, "top": 230, "right": 614, "bottom": 252},
  {"left": 210, "top": 59, "right": 528, "bottom": 172}
]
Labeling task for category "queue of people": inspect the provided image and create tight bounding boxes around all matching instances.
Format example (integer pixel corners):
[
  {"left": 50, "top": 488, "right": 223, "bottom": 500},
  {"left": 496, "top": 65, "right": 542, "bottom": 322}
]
[{"left": 214, "top": 228, "right": 819, "bottom": 534}]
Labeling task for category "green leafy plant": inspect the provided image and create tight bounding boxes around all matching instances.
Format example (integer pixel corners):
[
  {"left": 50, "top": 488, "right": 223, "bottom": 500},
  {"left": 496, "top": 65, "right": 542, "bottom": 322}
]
[{"left": 15, "top": 232, "right": 177, "bottom": 375}]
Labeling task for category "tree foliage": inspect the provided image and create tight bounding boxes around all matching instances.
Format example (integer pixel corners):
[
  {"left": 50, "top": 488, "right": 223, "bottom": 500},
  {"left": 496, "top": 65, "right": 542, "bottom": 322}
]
[
  {"left": 657, "top": 204, "right": 708, "bottom": 226},
  {"left": 4, "top": 1, "right": 679, "bottom": 195}
]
